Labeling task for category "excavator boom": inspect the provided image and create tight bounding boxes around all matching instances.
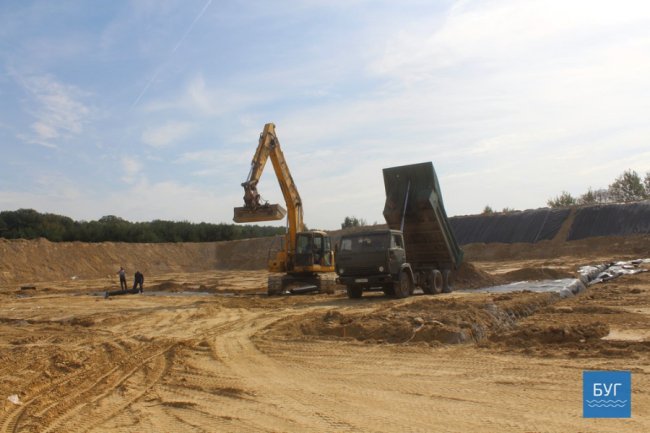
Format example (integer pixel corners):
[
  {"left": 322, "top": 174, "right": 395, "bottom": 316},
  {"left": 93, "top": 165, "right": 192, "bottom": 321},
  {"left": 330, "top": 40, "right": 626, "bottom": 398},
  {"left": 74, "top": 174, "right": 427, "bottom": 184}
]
[
  {"left": 233, "top": 124, "right": 290, "bottom": 223},
  {"left": 232, "top": 123, "right": 336, "bottom": 295},
  {"left": 233, "top": 123, "right": 303, "bottom": 247}
]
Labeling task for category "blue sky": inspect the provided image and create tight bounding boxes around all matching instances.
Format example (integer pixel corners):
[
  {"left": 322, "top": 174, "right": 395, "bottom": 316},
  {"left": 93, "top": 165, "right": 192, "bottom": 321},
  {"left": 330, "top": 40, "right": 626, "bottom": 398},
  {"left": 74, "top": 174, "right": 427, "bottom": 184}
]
[{"left": 1, "top": 0, "right": 649, "bottom": 230}]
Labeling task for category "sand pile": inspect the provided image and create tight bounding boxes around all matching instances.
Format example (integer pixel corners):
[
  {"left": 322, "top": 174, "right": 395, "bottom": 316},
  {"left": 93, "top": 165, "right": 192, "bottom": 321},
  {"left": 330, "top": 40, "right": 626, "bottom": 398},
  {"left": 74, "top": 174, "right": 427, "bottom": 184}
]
[{"left": 452, "top": 262, "right": 504, "bottom": 289}]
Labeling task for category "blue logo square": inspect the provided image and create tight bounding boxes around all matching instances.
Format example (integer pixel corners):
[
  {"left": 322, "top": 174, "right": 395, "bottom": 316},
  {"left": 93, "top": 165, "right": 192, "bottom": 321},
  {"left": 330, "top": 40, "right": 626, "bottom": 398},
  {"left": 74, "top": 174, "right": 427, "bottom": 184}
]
[{"left": 583, "top": 371, "right": 631, "bottom": 418}]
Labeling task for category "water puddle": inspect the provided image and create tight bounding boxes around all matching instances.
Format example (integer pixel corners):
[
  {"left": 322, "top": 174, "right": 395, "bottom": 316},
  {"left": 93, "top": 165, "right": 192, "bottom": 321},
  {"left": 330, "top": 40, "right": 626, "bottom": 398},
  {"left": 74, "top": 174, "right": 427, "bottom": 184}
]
[{"left": 94, "top": 290, "right": 265, "bottom": 298}]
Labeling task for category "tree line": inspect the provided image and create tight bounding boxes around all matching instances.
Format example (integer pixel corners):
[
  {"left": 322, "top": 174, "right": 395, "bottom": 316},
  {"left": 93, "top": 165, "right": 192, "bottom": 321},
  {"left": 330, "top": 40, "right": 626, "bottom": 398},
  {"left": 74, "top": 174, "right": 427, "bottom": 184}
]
[
  {"left": 0, "top": 209, "right": 285, "bottom": 243},
  {"left": 546, "top": 169, "right": 650, "bottom": 208},
  {"left": 482, "top": 169, "right": 650, "bottom": 214}
]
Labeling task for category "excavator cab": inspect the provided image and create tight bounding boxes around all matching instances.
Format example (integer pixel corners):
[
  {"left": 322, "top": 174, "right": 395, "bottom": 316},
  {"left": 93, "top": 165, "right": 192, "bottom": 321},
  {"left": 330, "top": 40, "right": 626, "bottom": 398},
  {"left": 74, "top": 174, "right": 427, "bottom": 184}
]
[{"left": 293, "top": 231, "right": 333, "bottom": 269}]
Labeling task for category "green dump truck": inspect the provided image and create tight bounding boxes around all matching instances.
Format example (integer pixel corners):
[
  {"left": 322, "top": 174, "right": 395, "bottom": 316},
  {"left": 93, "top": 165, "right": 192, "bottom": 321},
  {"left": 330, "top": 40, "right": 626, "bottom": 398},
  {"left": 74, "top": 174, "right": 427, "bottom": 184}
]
[{"left": 336, "top": 162, "right": 463, "bottom": 299}]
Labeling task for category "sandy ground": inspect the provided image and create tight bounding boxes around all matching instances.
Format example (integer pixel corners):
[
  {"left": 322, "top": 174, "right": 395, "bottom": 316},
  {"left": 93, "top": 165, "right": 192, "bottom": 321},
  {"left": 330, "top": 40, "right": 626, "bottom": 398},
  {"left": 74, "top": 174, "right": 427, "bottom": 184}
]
[{"left": 1, "top": 240, "right": 650, "bottom": 432}]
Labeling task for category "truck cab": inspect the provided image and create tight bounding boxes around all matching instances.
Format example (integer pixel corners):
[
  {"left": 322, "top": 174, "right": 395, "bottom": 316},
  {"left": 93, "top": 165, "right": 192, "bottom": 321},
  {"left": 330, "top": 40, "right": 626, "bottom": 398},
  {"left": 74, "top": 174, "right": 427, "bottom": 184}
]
[
  {"left": 336, "top": 229, "right": 411, "bottom": 298},
  {"left": 337, "top": 162, "right": 463, "bottom": 299}
]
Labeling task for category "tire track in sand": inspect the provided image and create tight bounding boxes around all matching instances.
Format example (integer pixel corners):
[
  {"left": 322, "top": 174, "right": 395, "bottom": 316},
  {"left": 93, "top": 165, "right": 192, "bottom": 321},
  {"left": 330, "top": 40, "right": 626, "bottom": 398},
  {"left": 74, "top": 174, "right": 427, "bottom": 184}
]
[{"left": 1, "top": 340, "right": 175, "bottom": 433}]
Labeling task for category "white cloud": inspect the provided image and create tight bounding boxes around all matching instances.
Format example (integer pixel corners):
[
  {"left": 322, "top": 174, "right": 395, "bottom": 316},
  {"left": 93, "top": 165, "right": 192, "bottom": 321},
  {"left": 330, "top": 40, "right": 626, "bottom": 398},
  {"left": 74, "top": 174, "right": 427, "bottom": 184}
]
[
  {"left": 11, "top": 72, "right": 91, "bottom": 148},
  {"left": 141, "top": 121, "right": 194, "bottom": 147},
  {"left": 373, "top": 0, "right": 650, "bottom": 79}
]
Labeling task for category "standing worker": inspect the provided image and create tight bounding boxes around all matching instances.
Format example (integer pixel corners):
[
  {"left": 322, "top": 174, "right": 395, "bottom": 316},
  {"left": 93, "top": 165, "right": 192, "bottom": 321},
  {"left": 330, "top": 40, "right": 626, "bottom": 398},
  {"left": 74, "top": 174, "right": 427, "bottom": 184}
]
[
  {"left": 117, "top": 267, "right": 127, "bottom": 291},
  {"left": 133, "top": 270, "right": 144, "bottom": 293}
]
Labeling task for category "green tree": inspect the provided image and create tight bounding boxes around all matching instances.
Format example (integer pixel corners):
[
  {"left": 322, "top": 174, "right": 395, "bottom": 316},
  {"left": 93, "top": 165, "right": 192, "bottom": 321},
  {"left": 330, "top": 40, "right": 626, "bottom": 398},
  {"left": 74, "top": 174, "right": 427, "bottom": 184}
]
[
  {"left": 578, "top": 188, "right": 598, "bottom": 206},
  {"left": 547, "top": 191, "right": 576, "bottom": 208},
  {"left": 0, "top": 209, "right": 284, "bottom": 243},
  {"left": 592, "top": 188, "right": 612, "bottom": 204},
  {"left": 644, "top": 171, "right": 650, "bottom": 196},
  {"left": 341, "top": 216, "right": 367, "bottom": 229},
  {"left": 482, "top": 205, "right": 494, "bottom": 215},
  {"left": 608, "top": 169, "right": 648, "bottom": 202}
]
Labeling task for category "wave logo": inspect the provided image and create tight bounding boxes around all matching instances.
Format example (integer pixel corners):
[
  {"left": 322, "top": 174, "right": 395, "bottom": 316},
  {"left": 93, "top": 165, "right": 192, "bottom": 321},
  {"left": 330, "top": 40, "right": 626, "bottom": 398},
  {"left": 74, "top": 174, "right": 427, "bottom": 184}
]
[{"left": 583, "top": 371, "right": 631, "bottom": 418}]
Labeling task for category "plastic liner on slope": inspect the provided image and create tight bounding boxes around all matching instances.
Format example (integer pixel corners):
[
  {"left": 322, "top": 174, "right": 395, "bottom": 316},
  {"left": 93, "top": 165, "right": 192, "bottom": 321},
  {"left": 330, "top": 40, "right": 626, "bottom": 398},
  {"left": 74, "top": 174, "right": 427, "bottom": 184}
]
[
  {"left": 567, "top": 201, "right": 650, "bottom": 240},
  {"left": 578, "top": 259, "right": 649, "bottom": 284},
  {"left": 460, "top": 278, "right": 586, "bottom": 298},
  {"left": 449, "top": 208, "right": 571, "bottom": 245}
]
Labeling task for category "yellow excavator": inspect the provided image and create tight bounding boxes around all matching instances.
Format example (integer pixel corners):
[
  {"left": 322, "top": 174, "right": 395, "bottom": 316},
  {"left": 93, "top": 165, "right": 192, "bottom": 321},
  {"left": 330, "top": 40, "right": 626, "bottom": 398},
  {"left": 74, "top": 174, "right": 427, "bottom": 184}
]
[{"left": 233, "top": 123, "right": 336, "bottom": 295}]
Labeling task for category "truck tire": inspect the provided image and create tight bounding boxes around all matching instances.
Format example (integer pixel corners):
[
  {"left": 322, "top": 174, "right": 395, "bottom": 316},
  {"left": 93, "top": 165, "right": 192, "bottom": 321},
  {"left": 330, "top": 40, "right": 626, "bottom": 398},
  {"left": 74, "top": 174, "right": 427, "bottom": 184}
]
[
  {"left": 346, "top": 285, "right": 363, "bottom": 299},
  {"left": 442, "top": 269, "right": 452, "bottom": 293},
  {"left": 393, "top": 271, "right": 412, "bottom": 299},
  {"left": 422, "top": 269, "right": 443, "bottom": 294}
]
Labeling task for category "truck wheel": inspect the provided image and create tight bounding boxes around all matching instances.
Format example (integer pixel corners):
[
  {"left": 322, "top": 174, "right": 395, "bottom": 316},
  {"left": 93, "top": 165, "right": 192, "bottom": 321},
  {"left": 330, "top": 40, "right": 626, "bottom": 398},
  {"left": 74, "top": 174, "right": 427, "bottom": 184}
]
[
  {"left": 393, "top": 271, "right": 412, "bottom": 299},
  {"left": 423, "top": 270, "right": 443, "bottom": 294},
  {"left": 346, "top": 285, "right": 363, "bottom": 299},
  {"left": 442, "top": 270, "right": 452, "bottom": 293}
]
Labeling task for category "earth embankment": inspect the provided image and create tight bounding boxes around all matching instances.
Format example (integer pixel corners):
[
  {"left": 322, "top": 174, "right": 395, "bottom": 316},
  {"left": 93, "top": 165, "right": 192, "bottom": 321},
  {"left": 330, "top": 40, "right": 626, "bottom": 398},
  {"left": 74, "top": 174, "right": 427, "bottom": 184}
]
[
  {"left": 0, "top": 237, "right": 274, "bottom": 285},
  {"left": 2, "top": 232, "right": 650, "bottom": 287},
  {"left": 3, "top": 201, "right": 650, "bottom": 286}
]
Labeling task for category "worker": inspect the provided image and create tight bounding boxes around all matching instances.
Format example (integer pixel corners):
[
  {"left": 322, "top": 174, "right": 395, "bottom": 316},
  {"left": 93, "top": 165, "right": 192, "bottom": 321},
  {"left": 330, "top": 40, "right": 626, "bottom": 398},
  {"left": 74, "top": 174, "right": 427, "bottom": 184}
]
[
  {"left": 133, "top": 270, "right": 144, "bottom": 293},
  {"left": 117, "top": 267, "right": 127, "bottom": 291}
]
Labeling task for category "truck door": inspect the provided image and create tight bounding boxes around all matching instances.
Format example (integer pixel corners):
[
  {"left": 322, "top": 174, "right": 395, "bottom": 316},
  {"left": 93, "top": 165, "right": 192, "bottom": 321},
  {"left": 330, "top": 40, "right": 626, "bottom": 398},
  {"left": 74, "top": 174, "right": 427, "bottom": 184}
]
[{"left": 389, "top": 233, "right": 406, "bottom": 274}]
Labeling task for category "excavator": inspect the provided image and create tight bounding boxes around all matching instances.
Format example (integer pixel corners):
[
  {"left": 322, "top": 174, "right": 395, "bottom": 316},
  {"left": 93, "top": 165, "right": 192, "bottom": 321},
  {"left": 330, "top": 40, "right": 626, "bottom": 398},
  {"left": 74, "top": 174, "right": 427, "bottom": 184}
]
[{"left": 233, "top": 123, "right": 336, "bottom": 295}]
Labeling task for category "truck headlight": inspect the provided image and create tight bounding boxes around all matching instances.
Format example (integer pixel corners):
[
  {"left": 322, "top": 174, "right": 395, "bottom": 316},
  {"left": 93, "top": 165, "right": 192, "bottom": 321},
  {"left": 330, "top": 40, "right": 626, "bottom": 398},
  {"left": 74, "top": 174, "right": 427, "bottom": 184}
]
[{"left": 379, "top": 266, "right": 384, "bottom": 272}]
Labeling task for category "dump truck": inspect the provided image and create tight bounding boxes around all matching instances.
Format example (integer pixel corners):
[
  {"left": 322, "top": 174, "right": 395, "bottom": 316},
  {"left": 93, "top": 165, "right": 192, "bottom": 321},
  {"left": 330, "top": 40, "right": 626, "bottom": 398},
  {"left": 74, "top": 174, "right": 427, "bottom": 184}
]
[
  {"left": 336, "top": 162, "right": 463, "bottom": 298},
  {"left": 233, "top": 123, "right": 336, "bottom": 295}
]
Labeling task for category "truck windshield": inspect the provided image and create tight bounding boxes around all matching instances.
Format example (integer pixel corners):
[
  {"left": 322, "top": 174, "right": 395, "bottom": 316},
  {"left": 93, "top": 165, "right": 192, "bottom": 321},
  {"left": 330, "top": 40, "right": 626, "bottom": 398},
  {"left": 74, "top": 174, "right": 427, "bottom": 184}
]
[{"left": 340, "top": 234, "right": 388, "bottom": 252}]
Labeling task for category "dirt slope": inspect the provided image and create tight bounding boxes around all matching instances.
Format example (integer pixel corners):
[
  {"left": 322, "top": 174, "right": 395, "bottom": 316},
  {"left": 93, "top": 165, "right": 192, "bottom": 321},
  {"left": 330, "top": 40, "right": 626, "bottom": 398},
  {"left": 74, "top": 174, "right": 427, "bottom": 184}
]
[
  {"left": 4, "top": 232, "right": 648, "bottom": 286},
  {"left": 0, "top": 237, "right": 274, "bottom": 285}
]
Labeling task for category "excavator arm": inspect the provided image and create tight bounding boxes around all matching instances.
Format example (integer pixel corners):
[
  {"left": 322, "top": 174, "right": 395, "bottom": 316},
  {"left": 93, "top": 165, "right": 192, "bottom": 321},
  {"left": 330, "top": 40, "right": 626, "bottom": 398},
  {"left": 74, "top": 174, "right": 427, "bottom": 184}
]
[
  {"left": 233, "top": 123, "right": 304, "bottom": 253},
  {"left": 233, "top": 123, "right": 336, "bottom": 293}
]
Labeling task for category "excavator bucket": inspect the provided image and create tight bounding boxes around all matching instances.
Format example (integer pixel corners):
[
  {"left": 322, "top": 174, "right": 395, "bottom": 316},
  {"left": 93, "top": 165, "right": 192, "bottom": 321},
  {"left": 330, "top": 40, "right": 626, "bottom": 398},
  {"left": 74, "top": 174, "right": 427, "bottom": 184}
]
[{"left": 233, "top": 204, "right": 287, "bottom": 223}]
